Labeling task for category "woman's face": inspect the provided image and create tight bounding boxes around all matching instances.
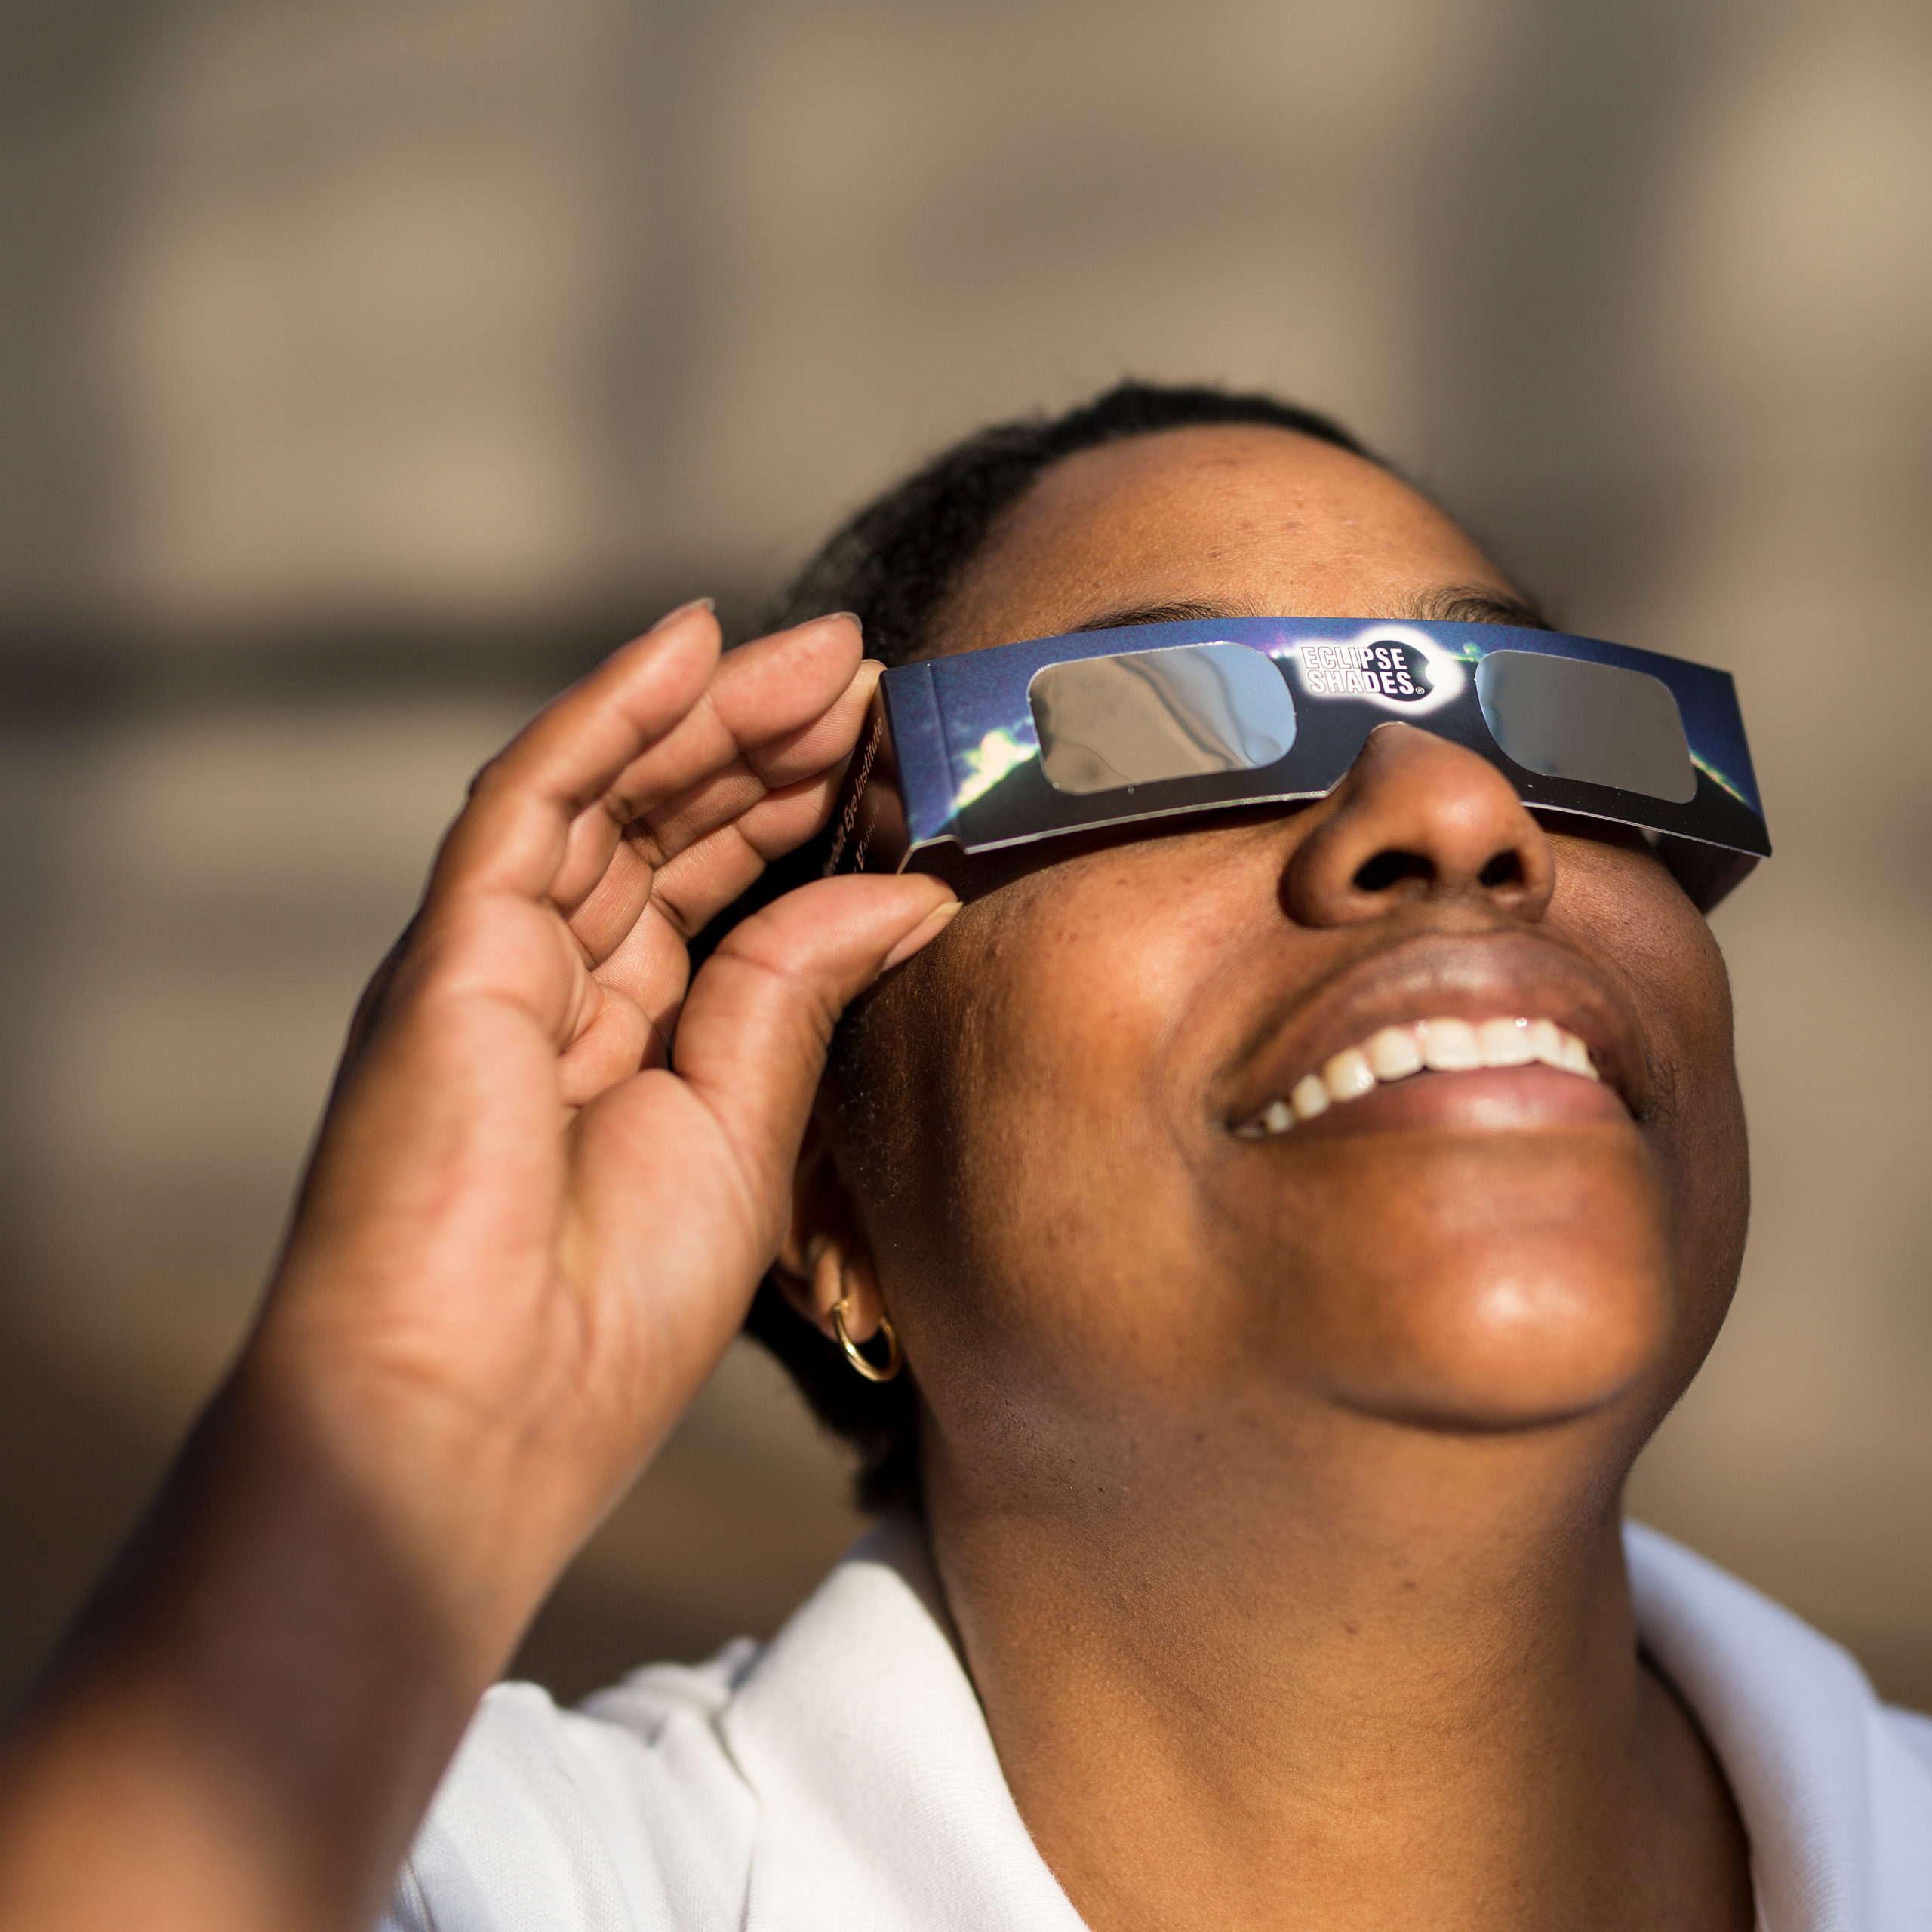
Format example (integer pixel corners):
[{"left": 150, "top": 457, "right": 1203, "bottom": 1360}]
[{"left": 824, "top": 425, "right": 1748, "bottom": 1506}]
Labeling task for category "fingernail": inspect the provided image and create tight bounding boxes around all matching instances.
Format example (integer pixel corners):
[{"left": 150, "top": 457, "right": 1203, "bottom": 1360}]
[
  {"left": 819, "top": 610, "right": 863, "bottom": 636},
  {"left": 649, "top": 595, "right": 715, "bottom": 632},
  {"left": 882, "top": 897, "right": 961, "bottom": 970}
]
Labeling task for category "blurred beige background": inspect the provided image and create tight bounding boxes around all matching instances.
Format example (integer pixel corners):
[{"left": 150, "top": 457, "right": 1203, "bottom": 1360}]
[{"left": 2, "top": 0, "right": 1927, "bottom": 1707}]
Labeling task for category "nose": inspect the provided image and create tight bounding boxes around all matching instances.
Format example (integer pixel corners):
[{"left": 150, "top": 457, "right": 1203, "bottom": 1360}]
[{"left": 1283, "top": 722, "right": 1555, "bottom": 927}]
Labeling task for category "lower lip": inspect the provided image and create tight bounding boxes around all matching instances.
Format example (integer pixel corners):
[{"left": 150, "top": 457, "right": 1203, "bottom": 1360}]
[{"left": 1270, "top": 1064, "right": 1629, "bottom": 1140}]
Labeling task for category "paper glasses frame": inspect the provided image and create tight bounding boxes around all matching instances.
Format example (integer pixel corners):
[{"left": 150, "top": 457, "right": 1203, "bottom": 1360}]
[{"left": 825, "top": 617, "right": 1768, "bottom": 912}]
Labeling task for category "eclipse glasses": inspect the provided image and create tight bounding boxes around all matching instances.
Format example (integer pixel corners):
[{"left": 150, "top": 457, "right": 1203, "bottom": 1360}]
[{"left": 826, "top": 617, "right": 1768, "bottom": 911}]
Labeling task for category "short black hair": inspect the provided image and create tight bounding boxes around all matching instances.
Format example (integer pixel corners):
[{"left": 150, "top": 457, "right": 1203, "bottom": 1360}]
[
  {"left": 761, "top": 381, "right": 1371, "bottom": 667},
  {"left": 709, "top": 381, "right": 1377, "bottom": 1512}
]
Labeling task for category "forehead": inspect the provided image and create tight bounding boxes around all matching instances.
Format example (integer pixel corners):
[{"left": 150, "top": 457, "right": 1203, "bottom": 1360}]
[{"left": 931, "top": 423, "right": 1510, "bottom": 657}]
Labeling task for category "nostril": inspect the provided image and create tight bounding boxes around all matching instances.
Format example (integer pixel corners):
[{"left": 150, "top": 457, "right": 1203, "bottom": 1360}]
[
  {"left": 1353, "top": 849, "right": 1435, "bottom": 893},
  {"left": 1478, "top": 850, "right": 1525, "bottom": 889}
]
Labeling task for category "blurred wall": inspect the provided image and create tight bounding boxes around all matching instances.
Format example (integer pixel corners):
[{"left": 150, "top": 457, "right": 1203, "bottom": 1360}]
[{"left": 2, "top": 0, "right": 1928, "bottom": 1706}]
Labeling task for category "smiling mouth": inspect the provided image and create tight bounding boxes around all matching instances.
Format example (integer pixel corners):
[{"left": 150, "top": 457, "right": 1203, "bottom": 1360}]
[{"left": 1234, "top": 1017, "right": 1601, "bottom": 1137}]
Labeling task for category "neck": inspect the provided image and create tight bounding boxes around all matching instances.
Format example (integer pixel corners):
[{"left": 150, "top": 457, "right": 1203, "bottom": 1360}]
[{"left": 923, "top": 1402, "right": 1752, "bottom": 1932}]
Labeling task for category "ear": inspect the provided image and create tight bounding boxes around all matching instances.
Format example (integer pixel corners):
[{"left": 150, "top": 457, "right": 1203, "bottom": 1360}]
[{"left": 773, "top": 1112, "right": 890, "bottom": 1345}]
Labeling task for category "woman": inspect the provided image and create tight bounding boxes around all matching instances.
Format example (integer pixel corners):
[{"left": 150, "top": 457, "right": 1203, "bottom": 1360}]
[{"left": 1, "top": 385, "right": 1925, "bottom": 1931}]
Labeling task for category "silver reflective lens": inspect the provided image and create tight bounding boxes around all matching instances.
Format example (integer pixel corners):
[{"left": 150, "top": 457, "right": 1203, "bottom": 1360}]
[
  {"left": 1475, "top": 651, "right": 1696, "bottom": 803},
  {"left": 1030, "top": 641, "right": 1297, "bottom": 796}
]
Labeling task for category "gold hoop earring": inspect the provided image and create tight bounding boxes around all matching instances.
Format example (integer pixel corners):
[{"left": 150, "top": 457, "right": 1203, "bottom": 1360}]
[{"left": 832, "top": 1297, "right": 902, "bottom": 1383}]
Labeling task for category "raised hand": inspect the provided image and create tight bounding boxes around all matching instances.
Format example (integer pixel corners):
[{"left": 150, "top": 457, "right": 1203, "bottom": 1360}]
[
  {"left": 0, "top": 602, "right": 956, "bottom": 1932},
  {"left": 263, "top": 600, "right": 954, "bottom": 1626}
]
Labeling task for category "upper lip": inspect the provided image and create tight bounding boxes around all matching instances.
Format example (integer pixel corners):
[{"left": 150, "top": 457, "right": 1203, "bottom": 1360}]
[{"left": 1221, "top": 928, "right": 1655, "bottom": 1124}]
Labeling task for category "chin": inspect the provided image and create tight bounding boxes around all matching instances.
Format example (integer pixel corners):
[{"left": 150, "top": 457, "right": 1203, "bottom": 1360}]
[
  {"left": 1277, "top": 1130, "right": 1675, "bottom": 1432},
  {"left": 1334, "top": 1262, "right": 1671, "bottom": 1432}
]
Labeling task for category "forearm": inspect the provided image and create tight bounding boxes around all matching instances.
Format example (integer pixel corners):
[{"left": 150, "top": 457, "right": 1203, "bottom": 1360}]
[
  {"left": 0, "top": 608, "right": 946, "bottom": 1929},
  {"left": 0, "top": 1355, "right": 537, "bottom": 1932}
]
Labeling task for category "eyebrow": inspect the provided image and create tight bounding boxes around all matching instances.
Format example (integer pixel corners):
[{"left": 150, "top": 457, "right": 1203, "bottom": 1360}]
[
  {"left": 1070, "top": 586, "right": 1554, "bottom": 636},
  {"left": 1069, "top": 598, "right": 1242, "bottom": 632},
  {"left": 1403, "top": 585, "right": 1555, "bottom": 630}
]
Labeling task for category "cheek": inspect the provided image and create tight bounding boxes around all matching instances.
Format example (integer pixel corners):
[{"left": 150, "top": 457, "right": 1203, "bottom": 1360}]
[
  {"left": 1559, "top": 851, "right": 1750, "bottom": 1372},
  {"left": 1640, "top": 915, "right": 1750, "bottom": 1385},
  {"left": 860, "top": 871, "right": 1241, "bottom": 1435},
  {"left": 854, "top": 836, "right": 1749, "bottom": 1464}
]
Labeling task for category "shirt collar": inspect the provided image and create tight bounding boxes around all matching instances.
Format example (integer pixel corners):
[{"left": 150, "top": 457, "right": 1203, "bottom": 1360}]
[
  {"left": 1626, "top": 1521, "right": 1932, "bottom": 1931},
  {"left": 724, "top": 1514, "right": 1084, "bottom": 1931},
  {"left": 724, "top": 1516, "right": 1932, "bottom": 1931}
]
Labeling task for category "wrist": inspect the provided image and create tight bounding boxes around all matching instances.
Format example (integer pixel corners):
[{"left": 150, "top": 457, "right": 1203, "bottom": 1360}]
[
  {"left": 223, "top": 1325, "right": 598, "bottom": 1681},
  {"left": 0, "top": 1352, "right": 521, "bottom": 1932}
]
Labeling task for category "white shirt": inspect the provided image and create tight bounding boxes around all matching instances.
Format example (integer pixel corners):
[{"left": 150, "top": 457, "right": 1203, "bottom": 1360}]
[{"left": 383, "top": 1520, "right": 1932, "bottom": 1932}]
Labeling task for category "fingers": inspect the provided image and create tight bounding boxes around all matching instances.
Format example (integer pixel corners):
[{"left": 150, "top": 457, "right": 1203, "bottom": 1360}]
[
  {"left": 568, "top": 761, "right": 847, "bottom": 989},
  {"left": 343, "top": 597, "right": 886, "bottom": 1134},
  {"left": 617, "top": 620, "right": 876, "bottom": 820},
  {"left": 638, "top": 875, "right": 960, "bottom": 1240},
  {"left": 546, "top": 620, "right": 871, "bottom": 921},
  {"left": 572, "top": 775, "right": 844, "bottom": 1056},
  {"left": 558, "top": 650, "right": 877, "bottom": 969},
  {"left": 556, "top": 983, "right": 657, "bottom": 1103},
  {"left": 432, "top": 603, "right": 724, "bottom": 908}
]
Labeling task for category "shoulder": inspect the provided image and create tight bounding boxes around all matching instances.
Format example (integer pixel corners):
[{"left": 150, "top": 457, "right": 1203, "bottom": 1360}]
[{"left": 381, "top": 1644, "right": 763, "bottom": 1932}]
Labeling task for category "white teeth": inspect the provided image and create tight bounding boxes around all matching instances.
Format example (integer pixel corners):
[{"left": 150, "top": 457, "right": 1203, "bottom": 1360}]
[
  {"left": 1477, "top": 1017, "right": 1537, "bottom": 1066},
  {"left": 1418, "top": 1017, "right": 1481, "bottom": 1071},
  {"left": 1321, "top": 1047, "right": 1377, "bottom": 1103},
  {"left": 1365, "top": 1026, "right": 1424, "bottom": 1081},
  {"left": 1290, "top": 1074, "right": 1331, "bottom": 1121},
  {"left": 1560, "top": 1032, "right": 1599, "bottom": 1080},
  {"left": 1527, "top": 1017, "right": 1566, "bottom": 1069},
  {"left": 1241, "top": 1017, "right": 1603, "bottom": 1136}
]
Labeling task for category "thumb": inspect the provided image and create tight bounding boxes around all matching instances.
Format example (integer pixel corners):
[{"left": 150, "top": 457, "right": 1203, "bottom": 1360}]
[
  {"left": 550, "top": 873, "right": 956, "bottom": 1454},
  {"left": 492, "top": 875, "right": 958, "bottom": 1536},
  {"left": 671, "top": 874, "right": 959, "bottom": 1228}
]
